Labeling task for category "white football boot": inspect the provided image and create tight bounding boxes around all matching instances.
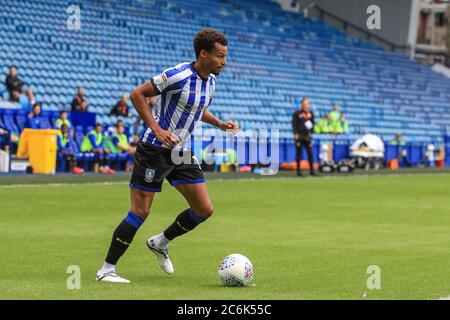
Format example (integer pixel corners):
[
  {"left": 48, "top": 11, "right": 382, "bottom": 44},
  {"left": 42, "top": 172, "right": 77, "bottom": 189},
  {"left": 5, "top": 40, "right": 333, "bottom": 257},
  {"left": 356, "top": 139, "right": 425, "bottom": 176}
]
[
  {"left": 96, "top": 271, "right": 130, "bottom": 283},
  {"left": 146, "top": 235, "right": 174, "bottom": 274}
]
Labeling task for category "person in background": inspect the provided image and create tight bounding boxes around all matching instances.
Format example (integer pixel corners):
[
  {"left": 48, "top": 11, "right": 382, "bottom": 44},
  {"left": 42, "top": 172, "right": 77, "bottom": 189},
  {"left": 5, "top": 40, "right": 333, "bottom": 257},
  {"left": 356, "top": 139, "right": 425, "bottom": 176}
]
[
  {"left": 0, "top": 118, "right": 19, "bottom": 145},
  {"left": 110, "top": 122, "right": 136, "bottom": 172},
  {"left": 110, "top": 95, "right": 130, "bottom": 117},
  {"left": 79, "top": 99, "right": 89, "bottom": 112},
  {"left": 424, "top": 144, "right": 435, "bottom": 167},
  {"left": 80, "top": 123, "right": 115, "bottom": 174},
  {"left": 292, "top": 97, "right": 317, "bottom": 177},
  {"left": 106, "top": 119, "right": 125, "bottom": 137},
  {"left": 57, "top": 124, "right": 84, "bottom": 174},
  {"left": 55, "top": 110, "right": 72, "bottom": 130},
  {"left": 328, "top": 104, "right": 341, "bottom": 132},
  {"left": 391, "top": 133, "right": 410, "bottom": 167},
  {"left": 133, "top": 96, "right": 157, "bottom": 136},
  {"left": 328, "top": 104, "right": 341, "bottom": 122},
  {"left": 5, "top": 65, "right": 35, "bottom": 105},
  {"left": 26, "top": 103, "right": 44, "bottom": 129},
  {"left": 129, "top": 134, "right": 139, "bottom": 148},
  {"left": 112, "top": 123, "right": 136, "bottom": 155},
  {"left": 334, "top": 113, "right": 349, "bottom": 134},
  {"left": 314, "top": 115, "right": 332, "bottom": 134},
  {"left": 71, "top": 87, "right": 88, "bottom": 112},
  {"left": 126, "top": 135, "right": 140, "bottom": 172}
]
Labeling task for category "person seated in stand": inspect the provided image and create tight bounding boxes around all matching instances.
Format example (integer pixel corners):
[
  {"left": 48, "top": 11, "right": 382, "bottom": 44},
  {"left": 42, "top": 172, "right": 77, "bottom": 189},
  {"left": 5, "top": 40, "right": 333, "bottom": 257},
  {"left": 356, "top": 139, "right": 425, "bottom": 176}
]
[
  {"left": 5, "top": 65, "right": 35, "bottom": 106},
  {"left": 106, "top": 119, "right": 124, "bottom": 137},
  {"left": 78, "top": 99, "right": 89, "bottom": 112},
  {"left": 26, "top": 103, "right": 46, "bottom": 129},
  {"left": 57, "top": 124, "right": 84, "bottom": 174},
  {"left": 55, "top": 110, "right": 72, "bottom": 130},
  {"left": 328, "top": 104, "right": 342, "bottom": 125},
  {"left": 71, "top": 87, "right": 88, "bottom": 112},
  {"left": 314, "top": 115, "right": 332, "bottom": 134},
  {"left": 80, "top": 123, "right": 115, "bottom": 174},
  {"left": 0, "top": 119, "right": 19, "bottom": 145},
  {"left": 110, "top": 95, "right": 130, "bottom": 117},
  {"left": 129, "top": 134, "right": 139, "bottom": 148},
  {"left": 110, "top": 123, "right": 136, "bottom": 172},
  {"left": 133, "top": 96, "right": 157, "bottom": 136},
  {"left": 334, "top": 113, "right": 349, "bottom": 134}
]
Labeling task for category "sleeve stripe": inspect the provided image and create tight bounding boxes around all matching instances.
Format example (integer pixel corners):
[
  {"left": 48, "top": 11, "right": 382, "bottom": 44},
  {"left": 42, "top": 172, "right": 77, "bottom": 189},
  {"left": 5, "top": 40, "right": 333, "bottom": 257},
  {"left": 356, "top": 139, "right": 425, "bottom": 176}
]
[
  {"left": 165, "top": 73, "right": 192, "bottom": 92},
  {"left": 165, "top": 63, "right": 191, "bottom": 79},
  {"left": 151, "top": 63, "right": 192, "bottom": 94},
  {"left": 150, "top": 78, "right": 161, "bottom": 94}
]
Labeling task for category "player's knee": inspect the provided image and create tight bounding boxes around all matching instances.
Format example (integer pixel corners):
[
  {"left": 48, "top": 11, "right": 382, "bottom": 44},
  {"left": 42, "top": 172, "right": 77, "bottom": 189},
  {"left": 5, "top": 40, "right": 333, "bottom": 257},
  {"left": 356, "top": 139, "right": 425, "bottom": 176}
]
[
  {"left": 197, "top": 204, "right": 213, "bottom": 218},
  {"left": 130, "top": 204, "right": 150, "bottom": 219},
  {"left": 133, "top": 209, "right": 150, "bottom": 220}
]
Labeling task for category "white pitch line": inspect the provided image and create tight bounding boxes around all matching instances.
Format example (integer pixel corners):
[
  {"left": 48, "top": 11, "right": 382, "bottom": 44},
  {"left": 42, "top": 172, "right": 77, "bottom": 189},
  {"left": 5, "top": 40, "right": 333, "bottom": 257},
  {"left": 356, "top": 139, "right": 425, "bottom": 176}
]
[
  {"left": 0, "top": 172, "right": 449, "bottom": 188},
  {"left": 0, "top": 181, "right": 127, "bottom": 188}
]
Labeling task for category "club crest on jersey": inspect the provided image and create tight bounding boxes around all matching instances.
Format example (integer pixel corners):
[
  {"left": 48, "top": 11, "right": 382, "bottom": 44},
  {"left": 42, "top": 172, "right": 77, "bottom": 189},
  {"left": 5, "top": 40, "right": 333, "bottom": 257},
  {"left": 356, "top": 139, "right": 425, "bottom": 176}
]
[
  {"left": 209, "top": 85, "right": 214, "bottom": 98},
  {"left": 144, "top": 168, "right": 156, "bottom": 182}
]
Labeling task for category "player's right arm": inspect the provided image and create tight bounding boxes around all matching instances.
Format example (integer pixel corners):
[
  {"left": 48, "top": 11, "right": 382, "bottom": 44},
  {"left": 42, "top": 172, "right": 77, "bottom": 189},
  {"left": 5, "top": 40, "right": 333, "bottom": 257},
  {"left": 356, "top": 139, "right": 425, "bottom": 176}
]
[{"left": 130, "top": 82, "right": 178, "bottom": 148}]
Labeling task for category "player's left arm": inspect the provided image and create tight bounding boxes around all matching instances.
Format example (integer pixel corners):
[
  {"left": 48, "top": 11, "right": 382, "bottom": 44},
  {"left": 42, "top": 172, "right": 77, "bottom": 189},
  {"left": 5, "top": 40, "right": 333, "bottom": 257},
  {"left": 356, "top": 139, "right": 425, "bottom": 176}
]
[{"left": 201, "top": 110, "right": 239, "bottom": 134}]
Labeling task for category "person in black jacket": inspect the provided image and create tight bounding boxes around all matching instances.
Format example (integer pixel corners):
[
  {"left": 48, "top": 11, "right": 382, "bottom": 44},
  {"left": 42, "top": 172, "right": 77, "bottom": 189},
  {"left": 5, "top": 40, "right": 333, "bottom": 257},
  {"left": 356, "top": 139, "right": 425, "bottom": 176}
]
[
  {"left": 71, "top": 87, "right": 88, "bottom": 112},
  {"left": 292, "top": 98, "right": 317, "bottom": 177},
  {"left": 5, "top": 65, "right": 35, "bottom": 104}
]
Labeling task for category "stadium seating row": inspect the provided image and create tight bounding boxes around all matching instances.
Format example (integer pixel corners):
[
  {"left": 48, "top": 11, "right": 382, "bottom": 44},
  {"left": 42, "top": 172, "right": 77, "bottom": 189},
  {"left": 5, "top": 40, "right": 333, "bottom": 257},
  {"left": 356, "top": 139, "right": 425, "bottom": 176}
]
[{"left": 0, "top": 0, "right": 448, "bottom": 146}]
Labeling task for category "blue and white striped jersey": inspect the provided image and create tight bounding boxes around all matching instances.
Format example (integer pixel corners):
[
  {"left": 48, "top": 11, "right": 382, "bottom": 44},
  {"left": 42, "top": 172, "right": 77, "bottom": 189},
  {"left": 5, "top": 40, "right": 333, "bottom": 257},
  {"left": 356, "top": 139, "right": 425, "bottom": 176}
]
[{"left": 140, "top": 62, "right": 216, "bottom": 149}]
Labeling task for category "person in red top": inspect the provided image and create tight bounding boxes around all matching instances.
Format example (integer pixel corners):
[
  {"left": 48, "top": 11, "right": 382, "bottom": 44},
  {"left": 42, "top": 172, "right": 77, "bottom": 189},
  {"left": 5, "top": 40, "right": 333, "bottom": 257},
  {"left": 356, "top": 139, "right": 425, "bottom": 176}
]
[
  {"left": 292, "top": 98, "right": 317, "bottom": 177},
  {"left": 110, "top": 95, "right": 130, "bottom": 117}
]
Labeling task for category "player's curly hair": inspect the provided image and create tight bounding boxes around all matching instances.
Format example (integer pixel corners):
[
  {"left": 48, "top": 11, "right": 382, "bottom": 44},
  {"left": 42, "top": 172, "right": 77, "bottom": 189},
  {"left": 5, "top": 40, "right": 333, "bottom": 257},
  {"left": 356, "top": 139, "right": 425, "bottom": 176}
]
[{"left": 193, "top": 29, "right": 228, "bottom": 59}]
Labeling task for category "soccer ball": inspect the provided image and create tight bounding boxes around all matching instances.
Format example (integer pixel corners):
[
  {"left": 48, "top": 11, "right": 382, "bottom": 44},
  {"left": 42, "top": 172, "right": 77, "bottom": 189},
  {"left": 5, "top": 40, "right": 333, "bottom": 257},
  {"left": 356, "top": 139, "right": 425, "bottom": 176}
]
[{"left": 218, "top": 254, "right": 254, "bottom": 287}]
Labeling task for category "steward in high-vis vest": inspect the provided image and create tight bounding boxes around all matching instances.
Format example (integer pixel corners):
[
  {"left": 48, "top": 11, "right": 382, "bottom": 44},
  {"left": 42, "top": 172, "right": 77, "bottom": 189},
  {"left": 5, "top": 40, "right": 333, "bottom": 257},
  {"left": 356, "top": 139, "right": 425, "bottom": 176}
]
[
  {"left": 334, "top": 113, "right": 349, "bottom": 134},
  {"left": 328, "top": 104, "right": 341, "bottom": 129},
  {"left": 57, "top": 125, "right": 73, "bottom": 152},
  {"left": 110, "top": 123, "right": 136, "bottom": 172},
  {"left": 111, "top": 130, "right": 130, "bottom": 154},
  {"left": 55, "top": 110, "right": 72, "bottom": 130},
  {"left": 57, "top": 124, "right": 84, "bottom": 174},
  {"left": 80, "top": 123, "right": 115, "bottom": 174},
  {"left": 81, "top": 127, "right": 104, "bottom": 152},
  {"left": 314, "top": 115, "right": 332, "bottom": 134}
]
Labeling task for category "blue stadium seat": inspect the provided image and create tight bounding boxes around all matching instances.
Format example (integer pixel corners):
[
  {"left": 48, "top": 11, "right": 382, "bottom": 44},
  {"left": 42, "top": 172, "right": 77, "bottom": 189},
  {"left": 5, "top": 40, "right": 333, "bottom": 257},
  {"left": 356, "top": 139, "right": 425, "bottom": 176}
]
[
  {"left": 1, "top": 0, "right": 448, "bottom": 160},
  {"left": 14, "top": 111, "right": 27, "bottom": 132},
  {"left": 0, "top": 114, "right": 5, "bottom": 128},
  {"left": 2, "top": 110, "right": 19, "bottom": 134}
]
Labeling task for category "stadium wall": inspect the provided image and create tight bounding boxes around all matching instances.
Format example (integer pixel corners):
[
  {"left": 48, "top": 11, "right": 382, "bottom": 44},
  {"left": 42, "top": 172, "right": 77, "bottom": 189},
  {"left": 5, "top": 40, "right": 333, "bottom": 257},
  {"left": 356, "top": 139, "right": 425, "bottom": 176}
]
[{"left": 274, "top": 0, "right": 421, "bottom": 56}]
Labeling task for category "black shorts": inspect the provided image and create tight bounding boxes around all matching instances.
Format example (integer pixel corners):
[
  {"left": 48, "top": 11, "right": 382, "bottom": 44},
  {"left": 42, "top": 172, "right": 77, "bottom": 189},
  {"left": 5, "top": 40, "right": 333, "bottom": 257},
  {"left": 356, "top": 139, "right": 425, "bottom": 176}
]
[{"left": 129, "top": 141, "right": 205, "bottom": 192}]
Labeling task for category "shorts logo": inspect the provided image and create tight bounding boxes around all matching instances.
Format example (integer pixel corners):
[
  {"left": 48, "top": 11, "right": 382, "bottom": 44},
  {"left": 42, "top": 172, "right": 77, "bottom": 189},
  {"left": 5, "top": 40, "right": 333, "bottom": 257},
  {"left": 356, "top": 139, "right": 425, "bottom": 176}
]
[{"left": 144, "top": 168, "right": 156, "bottom": 183}]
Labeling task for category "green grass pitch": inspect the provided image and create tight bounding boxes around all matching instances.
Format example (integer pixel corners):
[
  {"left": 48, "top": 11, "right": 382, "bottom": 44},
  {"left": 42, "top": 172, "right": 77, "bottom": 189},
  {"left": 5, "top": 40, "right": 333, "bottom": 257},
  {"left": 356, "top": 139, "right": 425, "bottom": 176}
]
[{"left": 1, "top": 174, "right": 450, "bottom": 300}]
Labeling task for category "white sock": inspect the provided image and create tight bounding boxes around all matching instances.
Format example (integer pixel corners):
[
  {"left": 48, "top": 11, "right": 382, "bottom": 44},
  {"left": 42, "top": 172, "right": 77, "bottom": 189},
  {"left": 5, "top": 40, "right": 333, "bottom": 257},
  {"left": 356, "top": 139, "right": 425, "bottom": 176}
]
[
  {"left": 155, "top": 232, "right": 169, "bottom": 248},
  {"left": 100, "top": 261, "right": 115, "bottom": 274}
]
